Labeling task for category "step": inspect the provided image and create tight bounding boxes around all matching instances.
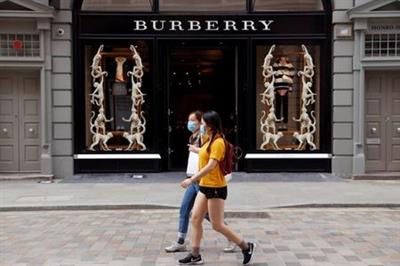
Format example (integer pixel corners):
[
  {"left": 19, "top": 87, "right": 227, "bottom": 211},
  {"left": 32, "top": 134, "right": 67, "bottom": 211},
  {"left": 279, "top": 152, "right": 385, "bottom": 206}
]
[
  {"left": 0, "top": 173, "right": 54, "bottom": 181},
  {"left": 352, "top": 172, "right": 400, "bottom": 180}
]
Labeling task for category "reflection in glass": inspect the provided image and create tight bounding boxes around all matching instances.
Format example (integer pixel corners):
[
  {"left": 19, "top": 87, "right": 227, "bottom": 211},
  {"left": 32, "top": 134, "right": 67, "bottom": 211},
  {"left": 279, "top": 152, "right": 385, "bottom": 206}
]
[
  {"left": 256, "top": 45, "right": 320, "bottom": 151},
  {"left": 159, "top": 0, "right": 246, "bottom": 11},
  {"left": 81, "top": 0, "right": 153, "bottom": 11},
  {"left": 253, "top": 0, "right": 323, "bottom": 11}
]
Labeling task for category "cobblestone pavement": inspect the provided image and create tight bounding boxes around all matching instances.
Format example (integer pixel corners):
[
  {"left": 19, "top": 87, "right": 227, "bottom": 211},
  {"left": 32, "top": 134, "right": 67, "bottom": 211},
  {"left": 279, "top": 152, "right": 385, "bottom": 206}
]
[{"left": 1, "top": 209, "right": 399, "bottom": 266}]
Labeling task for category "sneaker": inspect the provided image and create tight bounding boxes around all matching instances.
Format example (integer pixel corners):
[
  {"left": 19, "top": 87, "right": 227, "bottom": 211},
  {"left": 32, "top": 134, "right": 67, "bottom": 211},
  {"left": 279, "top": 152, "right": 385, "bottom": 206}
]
[
  {"left": 242, "top": 242, "right": 256, "bottom": 265},
  {"left": 165, "top": 241, "right": 187, "bottom": 253},
  {"left": 223, "top": 240, "right": 237, "bottom": 253},
  {"left": 178, "top": 253, "right": 204, "bottom": 265}
]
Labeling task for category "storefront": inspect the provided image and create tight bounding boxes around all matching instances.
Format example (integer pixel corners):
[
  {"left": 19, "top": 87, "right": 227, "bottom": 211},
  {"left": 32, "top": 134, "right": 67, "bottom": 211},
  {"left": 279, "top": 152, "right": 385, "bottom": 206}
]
[{"left": 72, "top": 0, "right": 332, "bottom": 173}]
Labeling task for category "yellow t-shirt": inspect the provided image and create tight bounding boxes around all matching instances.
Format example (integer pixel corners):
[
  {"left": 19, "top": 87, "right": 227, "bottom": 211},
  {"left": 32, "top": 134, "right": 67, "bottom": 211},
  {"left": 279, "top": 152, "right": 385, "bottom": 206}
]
[{"left": 198, "top": 136, "right": 227, "bottom": 188}]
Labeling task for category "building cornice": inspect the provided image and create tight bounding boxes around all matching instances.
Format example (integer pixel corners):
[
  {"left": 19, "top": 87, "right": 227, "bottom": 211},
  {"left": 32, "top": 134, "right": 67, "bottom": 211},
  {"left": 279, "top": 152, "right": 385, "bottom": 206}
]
[
  {"left": 348, "top": 0, "right": 400, "bottom": 20},
  {"left": 0, "top": 0, "right": 54, "bottom": 18}
]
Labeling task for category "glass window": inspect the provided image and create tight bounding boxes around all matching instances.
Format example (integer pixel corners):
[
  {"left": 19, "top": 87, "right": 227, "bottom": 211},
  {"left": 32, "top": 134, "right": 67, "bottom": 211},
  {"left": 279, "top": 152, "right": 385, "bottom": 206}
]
[
  {"left": 159, "top": 0, "right": 246, "bottom": 12},
  {"left": 81, "top": 0, "right": 153, "bottom": 11},
  {"left": 365, "top": 34, "right": 400, "bottom": 57},
  {"left": 256, "top": 44, "right": 321, "bottom": 151},
  {"left": 84, "top": 41, "right": 152, "bottom": 151},
  {"left": 253, "top": 0, "right": 324, "bottom": 11},
  {"left": 0, "top": 33, "right": 40, "bottom": 57}
]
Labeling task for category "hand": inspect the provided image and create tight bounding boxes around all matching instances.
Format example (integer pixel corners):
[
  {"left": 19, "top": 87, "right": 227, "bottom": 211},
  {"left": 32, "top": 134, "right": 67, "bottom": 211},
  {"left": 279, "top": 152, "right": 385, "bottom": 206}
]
[
  {"left": 181, "top": 178, "right": 192, "bottom": 188},
  {"left": 188, "top": 144, "right": 197, "bottom": 153}
]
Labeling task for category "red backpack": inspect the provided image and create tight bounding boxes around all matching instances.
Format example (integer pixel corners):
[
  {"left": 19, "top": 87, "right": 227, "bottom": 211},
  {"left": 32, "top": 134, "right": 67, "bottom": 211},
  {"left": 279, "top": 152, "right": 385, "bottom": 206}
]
[{"left": 219, "top": 139, "right": 234, "bottom": 176}]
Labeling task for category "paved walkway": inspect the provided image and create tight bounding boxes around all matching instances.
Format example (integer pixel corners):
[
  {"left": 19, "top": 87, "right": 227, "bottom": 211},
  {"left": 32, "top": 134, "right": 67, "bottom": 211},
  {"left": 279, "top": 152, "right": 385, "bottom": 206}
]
[
  {"left": 1, "top": 208, "right": 399, "bottom": 266},
  {"left": 1, "top": 172, "right": 400, "bottom": 210}
]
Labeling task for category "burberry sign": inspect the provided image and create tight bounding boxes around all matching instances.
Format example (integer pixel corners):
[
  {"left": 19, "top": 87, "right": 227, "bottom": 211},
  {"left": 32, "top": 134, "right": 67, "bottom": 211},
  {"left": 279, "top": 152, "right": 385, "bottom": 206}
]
[
  {"left": 79, "top": 15, "right": 326, "bottom": 35},
  {"left": 133, "top": 19, "right": 274, "bottom": 33}
]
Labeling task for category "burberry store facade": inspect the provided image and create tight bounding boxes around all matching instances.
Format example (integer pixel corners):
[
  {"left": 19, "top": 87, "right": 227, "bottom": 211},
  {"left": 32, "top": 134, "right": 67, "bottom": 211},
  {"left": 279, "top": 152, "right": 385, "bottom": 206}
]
[{"left": 73, "top": 0, "right": 333, "bottom": 173}]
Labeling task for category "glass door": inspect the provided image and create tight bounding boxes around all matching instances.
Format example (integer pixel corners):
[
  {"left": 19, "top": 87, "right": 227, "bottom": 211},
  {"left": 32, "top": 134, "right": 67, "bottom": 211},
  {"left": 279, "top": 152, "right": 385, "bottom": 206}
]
[{"left": 164, "top": 40, "right": 239, "bottom": 170}]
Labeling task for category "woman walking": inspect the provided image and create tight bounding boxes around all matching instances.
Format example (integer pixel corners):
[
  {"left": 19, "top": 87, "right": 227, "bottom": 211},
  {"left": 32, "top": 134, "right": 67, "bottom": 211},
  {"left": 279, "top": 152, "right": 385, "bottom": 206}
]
[
  {"left": 179, "top": 110, "right": 256, "bottom": 265},
  {"left": 165, "top": 110, "right": 235, "bottom": 253}
]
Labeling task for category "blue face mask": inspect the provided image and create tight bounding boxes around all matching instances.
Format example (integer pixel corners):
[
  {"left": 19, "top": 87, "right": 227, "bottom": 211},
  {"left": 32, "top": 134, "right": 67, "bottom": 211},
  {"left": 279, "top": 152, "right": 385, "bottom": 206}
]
[
  {"left": 187, "top": 121, "right": 197, "bottom": 133},
  {"left": 200, "top": 125, "right": 206, "bottom": 135}
]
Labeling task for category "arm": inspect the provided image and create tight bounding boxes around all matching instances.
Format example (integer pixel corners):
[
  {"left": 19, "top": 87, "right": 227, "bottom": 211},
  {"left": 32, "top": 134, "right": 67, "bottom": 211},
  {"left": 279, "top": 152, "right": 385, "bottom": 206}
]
[
  {"left": 188, "top": 144, "right": 200, "bottom": 154},
  {"left": 181, "top": 158, "right": 218, "bottom": 188}
]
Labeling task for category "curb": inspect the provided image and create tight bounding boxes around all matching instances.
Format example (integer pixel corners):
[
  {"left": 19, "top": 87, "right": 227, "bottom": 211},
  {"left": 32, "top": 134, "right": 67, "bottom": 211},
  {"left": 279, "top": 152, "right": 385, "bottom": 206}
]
[{"left": 1, "top": 203, "right": 399, "bottom": 214}]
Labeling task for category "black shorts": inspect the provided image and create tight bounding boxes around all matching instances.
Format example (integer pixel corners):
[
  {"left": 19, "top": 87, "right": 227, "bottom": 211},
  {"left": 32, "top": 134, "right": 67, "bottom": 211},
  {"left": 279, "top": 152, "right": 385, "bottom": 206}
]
[{"left": 199, "top": 186, "right": 228, "bottom": 200}]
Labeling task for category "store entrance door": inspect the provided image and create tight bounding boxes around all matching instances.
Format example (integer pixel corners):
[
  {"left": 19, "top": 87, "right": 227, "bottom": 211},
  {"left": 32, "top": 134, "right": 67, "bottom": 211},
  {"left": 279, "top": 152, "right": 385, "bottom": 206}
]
[{"left": 165, "top": 42, "right": 239, "bottom": 171}]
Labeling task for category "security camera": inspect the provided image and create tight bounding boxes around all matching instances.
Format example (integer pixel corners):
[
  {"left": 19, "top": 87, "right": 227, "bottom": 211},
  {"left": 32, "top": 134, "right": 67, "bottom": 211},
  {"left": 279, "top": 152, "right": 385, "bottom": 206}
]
[{"left": 56, "top": 28, "right": 65, "bottom": 36}]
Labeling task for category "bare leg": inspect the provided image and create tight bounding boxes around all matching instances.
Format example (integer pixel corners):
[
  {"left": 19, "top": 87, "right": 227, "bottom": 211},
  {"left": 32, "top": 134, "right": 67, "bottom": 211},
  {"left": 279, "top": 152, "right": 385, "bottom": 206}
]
[
  {"left": 190, "top": 192, "right": 208, "bottom": 250},
  {"left": 207, "top": 198, "right": 243, "bottom": 245}
]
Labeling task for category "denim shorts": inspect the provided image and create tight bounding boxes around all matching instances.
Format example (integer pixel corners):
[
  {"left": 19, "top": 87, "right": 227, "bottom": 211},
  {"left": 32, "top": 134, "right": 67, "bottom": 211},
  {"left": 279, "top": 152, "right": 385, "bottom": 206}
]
[{"left": 199, "top": 186, "right": 227, "bottom": 200}]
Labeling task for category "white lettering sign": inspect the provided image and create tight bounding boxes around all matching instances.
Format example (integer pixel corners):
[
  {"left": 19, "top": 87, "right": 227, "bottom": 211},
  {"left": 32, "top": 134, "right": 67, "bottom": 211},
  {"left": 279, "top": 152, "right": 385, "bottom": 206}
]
[{"left": 133, "top": 19, "right": 275, "bottom": 32}]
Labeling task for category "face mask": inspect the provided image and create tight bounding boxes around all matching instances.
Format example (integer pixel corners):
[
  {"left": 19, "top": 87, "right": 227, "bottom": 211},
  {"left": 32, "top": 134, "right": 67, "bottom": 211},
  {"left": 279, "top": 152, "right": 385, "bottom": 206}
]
[
  {"left": 187, "top": 121, "right": 197, "bottom": 133},
  {"left": 200, "top": 125, "right": 206, "bottom": 135}
]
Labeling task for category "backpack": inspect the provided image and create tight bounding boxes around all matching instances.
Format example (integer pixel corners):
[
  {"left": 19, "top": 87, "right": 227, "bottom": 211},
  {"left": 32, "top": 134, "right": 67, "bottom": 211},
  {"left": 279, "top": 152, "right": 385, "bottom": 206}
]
[{"left": 219, "top": 139, "right": 234, "bottom": 176}]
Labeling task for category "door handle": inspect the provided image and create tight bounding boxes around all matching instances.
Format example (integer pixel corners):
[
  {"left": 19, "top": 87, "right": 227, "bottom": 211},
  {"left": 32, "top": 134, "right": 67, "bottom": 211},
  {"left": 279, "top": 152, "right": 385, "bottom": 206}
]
[
  {"left": 2, "top": 128, "right": 7, "bottom": 133},
  {"left": 371, "top": 127, "right": 377, "bottom": 134},
  {"left": 28, "top": 128, "right": 34, "bottom": 133},
  {"left": 397, "top": 128, "right": 400, "bottom": 134}
]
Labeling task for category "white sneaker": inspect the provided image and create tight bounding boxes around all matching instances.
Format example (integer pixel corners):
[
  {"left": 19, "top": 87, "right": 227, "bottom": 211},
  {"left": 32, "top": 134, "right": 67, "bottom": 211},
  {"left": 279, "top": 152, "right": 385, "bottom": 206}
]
[
  {"left": 223, "top": 240, "right": 237, "bottom": 253},
  {"left": 165, "top": 241, "right": 187, "bottom": 253}
]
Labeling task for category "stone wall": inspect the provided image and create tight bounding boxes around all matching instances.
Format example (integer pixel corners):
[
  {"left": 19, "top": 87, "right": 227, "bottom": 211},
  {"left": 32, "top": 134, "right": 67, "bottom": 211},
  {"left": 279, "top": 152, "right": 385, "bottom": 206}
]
[
  {"left": 332, "top": 0, "right": 355, "bottom": 176},
  {"left": 50, "top": 0, "right": 73, "bottom": 178}
]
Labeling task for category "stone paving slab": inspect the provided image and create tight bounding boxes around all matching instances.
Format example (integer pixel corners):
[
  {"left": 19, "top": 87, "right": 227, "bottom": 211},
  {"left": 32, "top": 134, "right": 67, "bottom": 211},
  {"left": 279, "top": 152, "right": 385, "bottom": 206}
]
[
  {"left": 1, "top": 174, "right": 400, "bottom": 210},
  {"left": 1, "top": 208, "right": 399, "bottom": 266}
]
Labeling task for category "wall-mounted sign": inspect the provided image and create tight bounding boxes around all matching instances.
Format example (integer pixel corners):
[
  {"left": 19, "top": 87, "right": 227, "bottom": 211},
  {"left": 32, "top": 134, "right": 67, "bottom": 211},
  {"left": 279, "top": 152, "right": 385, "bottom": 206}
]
[
  {"left": 79, "top": 15, "right": 326, "bottom": 36},
  {"left": 133, "top": 19, "right": 274, "bottom": 33},
  {"left": 368, "top": 24, "right": 400, "bottom": 34}
]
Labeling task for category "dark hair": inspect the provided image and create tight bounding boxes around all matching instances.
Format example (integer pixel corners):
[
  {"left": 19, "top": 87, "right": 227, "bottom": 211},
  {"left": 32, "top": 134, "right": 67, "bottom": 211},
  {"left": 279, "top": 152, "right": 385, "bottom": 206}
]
[
  {"left": 203, "top": 110, "right": 224, "bottom": 152},
  {"left": 189, "top": 110, "right": 203, "bottom": 122}
]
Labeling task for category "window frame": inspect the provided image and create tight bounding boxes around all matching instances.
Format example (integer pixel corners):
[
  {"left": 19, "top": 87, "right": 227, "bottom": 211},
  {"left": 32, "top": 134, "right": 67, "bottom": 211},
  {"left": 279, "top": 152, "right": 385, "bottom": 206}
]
[
  {"left": 0, "top": 31, "right": 44, "bottom": 61},
  {"left": 77, "top": 0, "right": 328, "bottom": 13},
  {"left": 252, "top": 0, "right": 325, "bottom": 13}
]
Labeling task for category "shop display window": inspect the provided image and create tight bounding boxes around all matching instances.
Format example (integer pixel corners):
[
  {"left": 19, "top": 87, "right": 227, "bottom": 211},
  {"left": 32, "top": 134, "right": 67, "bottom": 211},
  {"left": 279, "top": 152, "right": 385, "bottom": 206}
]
[
  {"left": 83, "top": 41, "right": 151, "bottom": 152},
  {"left": 159, "top": 0, "right": 246, "bottom": 11},
  {"left": 81, "top": 0, "right": 153, "bottom": 11},
  {"left": 256, "top": 45, "right": 321, "bottom": 151},
  {"left": 253, "top": 0, "right": 324, "bottom": 11}
]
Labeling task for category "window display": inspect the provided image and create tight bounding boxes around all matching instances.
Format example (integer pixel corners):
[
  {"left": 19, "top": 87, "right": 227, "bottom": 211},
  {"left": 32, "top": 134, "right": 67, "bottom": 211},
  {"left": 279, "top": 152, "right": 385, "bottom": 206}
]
[
  {"left": 81, "top": 0, "right": 153, "bottom": 11},
  {"left": 253, "top": 0, "right": 324, "bottom": 11},
  {"left": 84, "top": 42, "right": 150, "bottom": 151},
  {"left": 159, "top": 0, "right": 246, "bottom": 11},
  {"left": 256, "top": 44, "right": 320, "bottom": 151}
]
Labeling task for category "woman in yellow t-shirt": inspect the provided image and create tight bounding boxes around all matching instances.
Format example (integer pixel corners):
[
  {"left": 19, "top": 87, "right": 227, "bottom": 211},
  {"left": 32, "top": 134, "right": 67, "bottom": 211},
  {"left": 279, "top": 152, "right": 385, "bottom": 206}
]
[{"left": 179, "top": 111, "right": 256, "bottom": 265}]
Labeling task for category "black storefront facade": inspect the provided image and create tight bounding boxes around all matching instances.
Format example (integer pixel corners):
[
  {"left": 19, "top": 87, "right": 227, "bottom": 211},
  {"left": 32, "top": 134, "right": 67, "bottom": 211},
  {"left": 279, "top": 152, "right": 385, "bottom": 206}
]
[{"left": 73, "top": 0, "right": 332, "bottom": 173}]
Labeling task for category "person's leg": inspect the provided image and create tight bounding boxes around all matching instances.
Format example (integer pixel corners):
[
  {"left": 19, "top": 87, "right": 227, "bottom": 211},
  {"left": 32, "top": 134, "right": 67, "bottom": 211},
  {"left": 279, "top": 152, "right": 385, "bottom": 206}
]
[
  {"left": 208, "top": 198, "right": 256, "bottom": 265},
  {"left": 165, "top": 183, "right": 197, "bottom": 252},
  {"left": 178, "top": 183, "right": 198, "bottom": 241},
  {"left": 207, "top": 198, "right": 243, "bottom": 245},
  {"left": 190, "top": 192, "right": 208, "bottom": 254},
  {"left": 178, "top": 192, "right": 208, "bottom": 264}
]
